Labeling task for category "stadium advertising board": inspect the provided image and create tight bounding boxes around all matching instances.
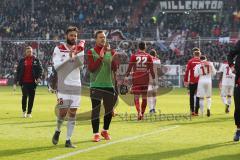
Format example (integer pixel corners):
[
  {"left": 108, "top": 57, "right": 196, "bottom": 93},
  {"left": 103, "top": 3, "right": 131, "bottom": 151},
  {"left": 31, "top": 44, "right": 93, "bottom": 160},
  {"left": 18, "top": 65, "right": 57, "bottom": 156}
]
[
  {"left": 159, "top": 0, "right": 223, "bottom": 12},
  {"left": 0, "top": 79, "right": 8, "bottom": 86},
  {"left": 162, "top": 65, "right": 180, "bottom": 76}
]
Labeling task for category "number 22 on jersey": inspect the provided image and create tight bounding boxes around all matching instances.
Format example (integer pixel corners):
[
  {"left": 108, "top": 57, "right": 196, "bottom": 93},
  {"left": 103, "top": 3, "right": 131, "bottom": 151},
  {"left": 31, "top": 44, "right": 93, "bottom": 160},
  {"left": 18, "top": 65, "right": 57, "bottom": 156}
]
[{"left": 136, "top": 56, "right": 147, "bottom": 68}]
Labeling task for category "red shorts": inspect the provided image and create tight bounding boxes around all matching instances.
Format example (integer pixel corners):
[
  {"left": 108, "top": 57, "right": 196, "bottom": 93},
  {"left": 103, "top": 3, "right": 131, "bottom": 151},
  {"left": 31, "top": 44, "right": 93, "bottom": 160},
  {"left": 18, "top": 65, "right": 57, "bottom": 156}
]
[{"left": 131, "top": 85, "right": 148, "bottom": 95}]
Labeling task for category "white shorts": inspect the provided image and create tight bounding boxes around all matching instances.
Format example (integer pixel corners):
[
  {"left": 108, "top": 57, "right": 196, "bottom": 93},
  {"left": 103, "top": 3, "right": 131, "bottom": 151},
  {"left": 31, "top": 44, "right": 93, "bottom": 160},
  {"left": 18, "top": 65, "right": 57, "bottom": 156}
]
[
  {"left": 197, "top": 82, "right": 212, "bottom": 98},
  {"left": 57, "top": 92, "right": 80, "bottom": 108},
  {"left": 221, "top": 85, "right": 234, "bottom": 97},
  {"left": 148, "top": 85, "right": 158, "bottom": 92}
]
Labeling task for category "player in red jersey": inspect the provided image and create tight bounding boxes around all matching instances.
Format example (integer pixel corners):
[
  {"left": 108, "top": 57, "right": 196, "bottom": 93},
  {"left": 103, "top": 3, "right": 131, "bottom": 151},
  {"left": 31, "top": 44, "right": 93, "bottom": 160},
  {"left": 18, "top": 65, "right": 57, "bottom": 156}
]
[
  {"left": 184, "top": 48, "right": 201, "bottom": 116},
  {"left": 124, "top": 42, "right": 155, "bottom": 120}
]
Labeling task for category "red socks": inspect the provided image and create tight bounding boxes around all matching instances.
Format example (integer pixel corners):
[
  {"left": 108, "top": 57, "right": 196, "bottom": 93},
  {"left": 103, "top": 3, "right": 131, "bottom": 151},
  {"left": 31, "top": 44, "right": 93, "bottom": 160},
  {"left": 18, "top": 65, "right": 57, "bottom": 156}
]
[
  {"left": 134, "top": 95, "right": 147, "bottom": 115},
  {"left": 141, "top": 98, "right": 147, "bottom": 115},
  {"left": 134, "top": 96, "right": 140, "bottom": 113}
]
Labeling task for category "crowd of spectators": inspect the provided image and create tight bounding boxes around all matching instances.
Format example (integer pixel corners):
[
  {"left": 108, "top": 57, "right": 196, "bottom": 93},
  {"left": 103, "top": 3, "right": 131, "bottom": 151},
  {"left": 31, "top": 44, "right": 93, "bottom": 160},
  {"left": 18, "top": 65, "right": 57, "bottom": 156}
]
[
  {"left": 0, "top": 0, "right": 240, "bottom": 79},
  {"left": 0, "top": 0, "right": 143, "bottom": 40},
  {"left": 1, "top": 0, "right": 239, "bottom": 40},
  {"left": 0, "top": 39, "right": 235, "bottom": 79}
]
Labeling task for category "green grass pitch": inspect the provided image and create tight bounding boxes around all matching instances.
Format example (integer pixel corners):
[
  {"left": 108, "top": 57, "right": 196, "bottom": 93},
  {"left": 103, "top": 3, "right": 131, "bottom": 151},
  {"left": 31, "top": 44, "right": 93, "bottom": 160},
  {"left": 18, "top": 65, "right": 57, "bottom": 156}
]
[{"left": 0, "top": 86, "right": 239, "bottom": 160}]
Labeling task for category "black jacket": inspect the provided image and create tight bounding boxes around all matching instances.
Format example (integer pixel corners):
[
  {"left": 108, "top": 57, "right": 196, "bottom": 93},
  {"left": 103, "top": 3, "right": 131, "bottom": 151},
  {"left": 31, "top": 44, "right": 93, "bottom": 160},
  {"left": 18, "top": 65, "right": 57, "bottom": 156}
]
[
  {"left": 16, "top": 56, "right": 43, "bottom": 86},
  {"left": 228, "top": 40, "right": 240, "bottom": 86}
]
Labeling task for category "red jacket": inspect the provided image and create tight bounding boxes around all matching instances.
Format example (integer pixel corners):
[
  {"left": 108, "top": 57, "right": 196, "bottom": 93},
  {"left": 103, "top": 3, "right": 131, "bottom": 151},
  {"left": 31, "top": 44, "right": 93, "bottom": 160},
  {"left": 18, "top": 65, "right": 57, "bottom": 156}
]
[{"left": 184, "top": 57, "right": 200, "bottom": 84}]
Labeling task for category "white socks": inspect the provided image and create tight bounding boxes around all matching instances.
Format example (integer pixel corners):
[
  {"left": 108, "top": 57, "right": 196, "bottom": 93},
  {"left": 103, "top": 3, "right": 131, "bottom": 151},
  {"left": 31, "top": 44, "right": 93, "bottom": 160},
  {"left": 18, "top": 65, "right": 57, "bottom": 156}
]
[
  {"left": 207, "top": 98, "right": 211, "bottom": 110},
  {"left": 221, "top": 96, "right": 231, "bottom": 106},
  {"left": 153, "top": 97, "right": 156, "bottom": 109},
  {"left": 199, "top": 98, "right": 211, "bottom": 114},
  {"left": 221, "top": 96, "right": 226, "bottom": 105},
  {"left": 56, "top": 114, "right": 76, "bottom": 141},
  {"left": 148, "top": 97, "right": 153, "bottom": 110},
  {"left": 56, "top": 117, "right": 64, "bottom": 132},
  {"left": 199, "top": 98, "right": 204, "bottom": 114},
  {"left": 227, "top": 97, "right": 231, "bottom": 106},
  {"left": 66, "top": 117, "right": 76, "bottom": 141},
  {"left": 148, "top": 97, "right": 156, "bottom": 110},
  {"left": 194, "top": 95, "right": 196, "bottom": 107}
]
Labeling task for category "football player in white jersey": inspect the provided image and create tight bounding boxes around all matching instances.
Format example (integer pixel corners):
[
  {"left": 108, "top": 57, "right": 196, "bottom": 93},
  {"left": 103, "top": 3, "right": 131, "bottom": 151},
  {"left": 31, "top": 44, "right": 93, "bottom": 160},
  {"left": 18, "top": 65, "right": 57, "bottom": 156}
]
[
  {"left": 218, "top": 60, "right": 235, "bottom": 113},
  {"left": 194, "top": 55, "right": 216, "bottom": 117},
  {"left": 51, "top": 26, "right": 85, "bottom": 148},
  {"left": 148, "top": 49, "right": 161, "bottom": 114}
]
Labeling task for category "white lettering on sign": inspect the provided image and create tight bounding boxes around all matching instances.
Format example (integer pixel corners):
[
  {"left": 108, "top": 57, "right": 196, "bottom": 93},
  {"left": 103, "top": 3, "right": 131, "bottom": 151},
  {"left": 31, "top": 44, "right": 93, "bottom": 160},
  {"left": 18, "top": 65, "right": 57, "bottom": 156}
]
[{"left": 159, "top": 0, "right": 223, "bottom": 11}]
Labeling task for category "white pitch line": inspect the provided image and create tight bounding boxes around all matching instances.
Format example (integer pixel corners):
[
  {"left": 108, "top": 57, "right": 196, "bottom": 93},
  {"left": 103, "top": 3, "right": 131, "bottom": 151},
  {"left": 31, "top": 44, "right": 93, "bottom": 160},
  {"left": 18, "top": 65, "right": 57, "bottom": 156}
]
[{"left": 48, "top": 125, "right": 179, "bottom": 160}]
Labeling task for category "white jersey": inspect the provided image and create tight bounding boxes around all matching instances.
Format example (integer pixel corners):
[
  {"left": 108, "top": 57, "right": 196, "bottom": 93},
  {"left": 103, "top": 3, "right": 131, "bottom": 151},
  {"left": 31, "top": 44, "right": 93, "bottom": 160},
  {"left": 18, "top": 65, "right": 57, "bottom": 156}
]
[
  {"left": 52, "top": 43, "right": 84, "bottom": 88},
  {"left": 194, "top": 61, "right": 216, "bottom": 84},
  {"left": 218, "top": 63, "right": 235, "bottom": 86},
  {"left": 149, "top": 56, "right": 161, "bottom": 84},
  {"left": 195, "top": 61, "right": 216, "bottom": 98}
]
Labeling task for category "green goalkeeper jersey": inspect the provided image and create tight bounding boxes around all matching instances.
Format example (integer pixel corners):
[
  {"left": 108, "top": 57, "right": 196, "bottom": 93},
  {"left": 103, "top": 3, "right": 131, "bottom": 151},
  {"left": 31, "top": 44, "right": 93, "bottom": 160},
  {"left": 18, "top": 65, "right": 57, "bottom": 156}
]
[{"left": 89, "top": 48, "right": 114, "bottom": 88}]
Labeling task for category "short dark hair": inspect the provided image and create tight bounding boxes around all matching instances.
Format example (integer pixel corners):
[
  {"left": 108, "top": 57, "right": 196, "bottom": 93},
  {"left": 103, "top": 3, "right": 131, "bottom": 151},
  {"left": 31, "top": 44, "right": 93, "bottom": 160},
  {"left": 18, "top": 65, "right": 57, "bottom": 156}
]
[
  {"left": 150, "top": 49, "right": 157, "bottom": 56},
  {"left": 65, "top": 26, "right": 79, "bottom": 34},
  {"left": 25, "top": 46, "right": 32, "bottom": 50},
  {"left": 138, "top": 41, "right": 146, "bottom": 50},
  {"left": 95, "top": 30, "right": 105, "bottom": 39}
]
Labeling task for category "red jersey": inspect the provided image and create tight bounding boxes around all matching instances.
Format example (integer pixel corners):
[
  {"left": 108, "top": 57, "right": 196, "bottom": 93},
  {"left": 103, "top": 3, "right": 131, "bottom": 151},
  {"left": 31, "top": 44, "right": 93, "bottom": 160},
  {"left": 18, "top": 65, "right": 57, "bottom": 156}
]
[
  {"left": 23, "top": 56, "right": 34, "bottom": 83},
  {"left": 126, "top": 50, "right": 155, "bottom": 85},
  {"left": 184, "top": 57, "right": 200, "bottom": 84}
]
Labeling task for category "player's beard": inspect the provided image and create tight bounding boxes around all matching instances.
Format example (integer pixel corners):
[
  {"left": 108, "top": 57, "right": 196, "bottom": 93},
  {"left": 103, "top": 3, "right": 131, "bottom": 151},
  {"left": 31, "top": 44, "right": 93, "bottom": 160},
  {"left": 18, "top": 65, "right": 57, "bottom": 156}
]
[{"left": 67, "top": 38, "right": 76, "bottom": 46}]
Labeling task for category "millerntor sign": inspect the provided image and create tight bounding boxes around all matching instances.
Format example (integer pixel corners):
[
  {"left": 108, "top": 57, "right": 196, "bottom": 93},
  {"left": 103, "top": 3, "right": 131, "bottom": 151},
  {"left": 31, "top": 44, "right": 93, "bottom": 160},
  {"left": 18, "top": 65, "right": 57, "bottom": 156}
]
[{"left": 159, "top": 0, "right": 223, "bottom": 12}]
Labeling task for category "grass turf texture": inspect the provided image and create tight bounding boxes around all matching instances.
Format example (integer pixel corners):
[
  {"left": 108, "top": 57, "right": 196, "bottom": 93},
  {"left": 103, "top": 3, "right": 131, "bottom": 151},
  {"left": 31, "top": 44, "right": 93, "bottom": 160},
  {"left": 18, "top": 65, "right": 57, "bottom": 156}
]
[{"left": 0, "top": 86, "right": 239, "bottom": 160}]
